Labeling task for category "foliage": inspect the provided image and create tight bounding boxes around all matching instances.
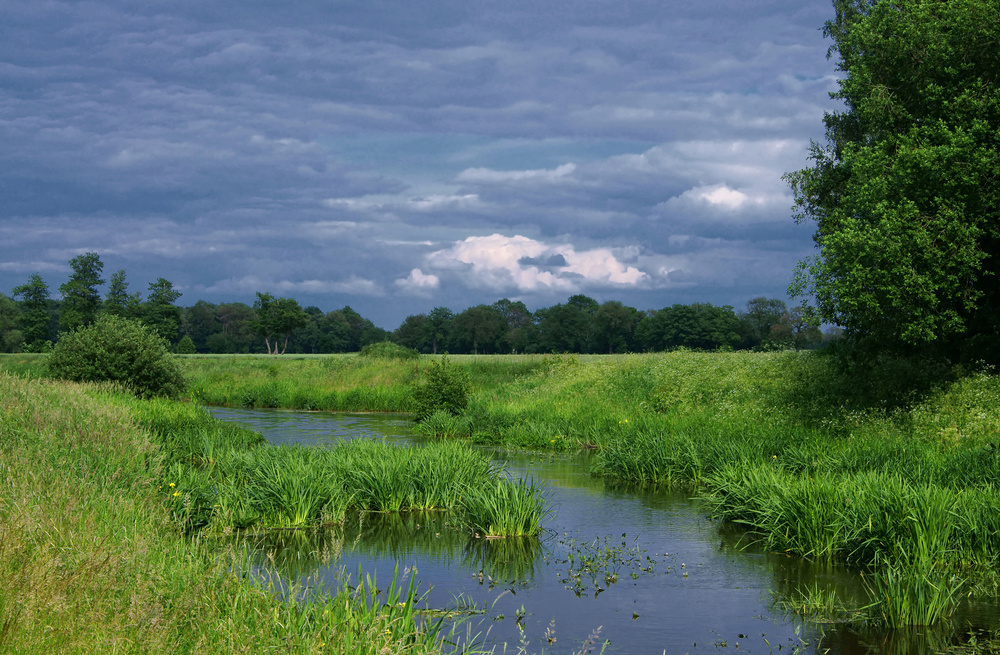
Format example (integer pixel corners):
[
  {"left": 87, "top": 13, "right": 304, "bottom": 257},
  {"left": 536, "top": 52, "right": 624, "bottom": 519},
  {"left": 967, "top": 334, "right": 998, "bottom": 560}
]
[
  {"left": 11, "top": 273, "right": 52, "bottom": 350},
  {"left": 0, "top": 292, "right": 22, "bottom": 352},
  {"left": 785, "top": 0, "right": 1000, "bottom": 359},
  {"left": 104, "top": 268, "right": 143, "bottom": 318},
  {"left": 57, "top": 251, "right": 104, "bottom": 332},
  {"left": 175, "top": 334, "right": 196, "bottom": 354},
  {"left": 636, "top": 302, "right": 741, "bottom": 351},
  {"left": 359, "top": 340, "right": 419, "bottom": 360},
  {"left": 143, "top": 277, "right": 182, "bottom": 342},
  {"left": 47, "top": 314, "right": 186, "bottom": 398},
  {"left": 413, "top": 356, "right": 471, "bottom": 421},
  {"left": 251, "top": 291, "right": 308, "bottom": 354}
]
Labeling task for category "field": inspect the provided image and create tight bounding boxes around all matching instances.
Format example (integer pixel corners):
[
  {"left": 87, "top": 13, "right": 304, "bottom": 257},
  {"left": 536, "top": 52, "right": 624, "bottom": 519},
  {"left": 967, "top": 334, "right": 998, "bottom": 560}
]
[{"left": 4, "top": 349, "right": 1000, "bottom": 639}]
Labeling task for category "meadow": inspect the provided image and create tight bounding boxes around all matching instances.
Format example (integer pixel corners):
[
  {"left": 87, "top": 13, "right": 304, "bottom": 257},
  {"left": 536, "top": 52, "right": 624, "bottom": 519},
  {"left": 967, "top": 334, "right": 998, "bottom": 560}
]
[{"left": 5, "top": 348, "right": 1000, "bottom": 633}]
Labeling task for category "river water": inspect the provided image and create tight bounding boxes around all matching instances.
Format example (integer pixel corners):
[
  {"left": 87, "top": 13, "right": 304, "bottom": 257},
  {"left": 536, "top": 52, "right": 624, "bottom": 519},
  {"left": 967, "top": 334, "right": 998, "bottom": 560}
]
[{"left": 209, "top": 407, "right": 999, "bottom": 655}]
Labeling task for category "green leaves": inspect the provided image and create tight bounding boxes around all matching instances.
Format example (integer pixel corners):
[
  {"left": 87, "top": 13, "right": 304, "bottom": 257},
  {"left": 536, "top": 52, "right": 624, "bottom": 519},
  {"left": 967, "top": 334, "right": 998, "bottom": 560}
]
[{"left": 788, "top": 0, "right": 1000, "bottom": 357}]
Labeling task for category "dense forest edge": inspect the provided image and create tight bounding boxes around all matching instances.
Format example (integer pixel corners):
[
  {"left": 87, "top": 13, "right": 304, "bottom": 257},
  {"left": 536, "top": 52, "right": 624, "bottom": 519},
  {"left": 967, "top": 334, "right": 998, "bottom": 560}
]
[{"left": 0, "top": 252, "right": 830, "bottom": 357}]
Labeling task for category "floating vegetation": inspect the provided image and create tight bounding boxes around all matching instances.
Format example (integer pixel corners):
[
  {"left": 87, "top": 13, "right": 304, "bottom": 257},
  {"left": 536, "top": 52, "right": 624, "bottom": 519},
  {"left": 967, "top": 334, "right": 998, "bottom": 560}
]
[{"left": 549, "top": 533, "right": 665, "bottom": 597}]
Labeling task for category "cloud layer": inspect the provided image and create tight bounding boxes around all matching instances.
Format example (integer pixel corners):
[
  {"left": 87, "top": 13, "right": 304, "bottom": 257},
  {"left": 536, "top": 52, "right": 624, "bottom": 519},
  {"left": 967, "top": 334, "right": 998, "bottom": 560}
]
[{"left": 0, "top": 0, "right": 837, "bottom": 326}]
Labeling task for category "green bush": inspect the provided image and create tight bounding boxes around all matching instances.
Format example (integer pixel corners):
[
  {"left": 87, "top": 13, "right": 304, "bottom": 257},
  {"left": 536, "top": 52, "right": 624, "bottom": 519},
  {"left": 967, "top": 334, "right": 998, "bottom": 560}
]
[
  {"left": 48, "top": 314, "right": 186, "bottom": 398},
  {"left": 358, "top": 341, "right": 419, "bottom": 360},
  {"left": 176, "top": 334, "right": 196, "bottom": 354},
  {"left": 412, "top": 356, "right": 470, "bottom": 420}
]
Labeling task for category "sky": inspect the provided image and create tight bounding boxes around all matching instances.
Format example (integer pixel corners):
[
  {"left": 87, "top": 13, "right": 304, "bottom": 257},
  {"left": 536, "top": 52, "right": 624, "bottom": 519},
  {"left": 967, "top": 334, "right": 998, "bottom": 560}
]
[{"left": 0, "top": 0, "right": 840, "bottom": 329}]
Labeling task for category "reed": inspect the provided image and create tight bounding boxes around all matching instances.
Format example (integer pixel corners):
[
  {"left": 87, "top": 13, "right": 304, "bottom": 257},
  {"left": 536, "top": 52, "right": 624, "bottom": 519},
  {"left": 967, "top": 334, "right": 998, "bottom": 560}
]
[{"left": 461, "top": 477, "right": 550, "bottom": 538}]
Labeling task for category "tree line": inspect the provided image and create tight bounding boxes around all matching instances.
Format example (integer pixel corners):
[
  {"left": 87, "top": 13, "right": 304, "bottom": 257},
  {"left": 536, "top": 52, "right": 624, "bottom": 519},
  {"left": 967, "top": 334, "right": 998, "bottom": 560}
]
[{"left": 0, "top": 253, "right": 828, "bottom": 355}]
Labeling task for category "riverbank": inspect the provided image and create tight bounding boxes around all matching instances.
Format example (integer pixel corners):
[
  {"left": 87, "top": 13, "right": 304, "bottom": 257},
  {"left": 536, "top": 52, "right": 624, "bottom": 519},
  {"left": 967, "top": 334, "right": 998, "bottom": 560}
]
[
  {"left": 0, "top": 373, "right": 477, "bottom": 654},
  {"left": 5, "top": 350, "right": 1000, "bottom": 626}
]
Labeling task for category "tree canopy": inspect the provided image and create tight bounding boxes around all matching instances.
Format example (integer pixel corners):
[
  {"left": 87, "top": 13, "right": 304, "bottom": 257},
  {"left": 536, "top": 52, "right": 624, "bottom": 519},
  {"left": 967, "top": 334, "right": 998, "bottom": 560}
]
[
  {"left": 58, "top": 252, "right": 104, "bottom": 333},
  {"left": 785, "top": 0, "right": 1000, "bottom": 359}
]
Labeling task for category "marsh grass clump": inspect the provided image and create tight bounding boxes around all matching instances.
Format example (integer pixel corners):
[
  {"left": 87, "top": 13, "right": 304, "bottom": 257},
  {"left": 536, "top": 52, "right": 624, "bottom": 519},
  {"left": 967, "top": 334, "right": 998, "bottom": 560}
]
[
  {"left": 461, "top": 476, "right": 549, "bottom": 538},
  {"left": 0, "top": 373, "right": 469, "bottom": 654}
]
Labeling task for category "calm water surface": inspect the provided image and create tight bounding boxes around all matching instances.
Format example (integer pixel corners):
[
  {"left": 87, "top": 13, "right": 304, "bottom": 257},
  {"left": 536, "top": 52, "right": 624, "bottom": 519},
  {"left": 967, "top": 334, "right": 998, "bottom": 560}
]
[{"left": 209, "top": 407, "right": 999, "bottom": 655}]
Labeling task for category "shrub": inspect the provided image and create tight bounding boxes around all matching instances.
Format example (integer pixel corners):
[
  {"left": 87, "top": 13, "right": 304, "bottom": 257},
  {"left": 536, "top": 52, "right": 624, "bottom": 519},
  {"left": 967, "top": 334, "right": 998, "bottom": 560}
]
[
  {"left": 176, "top": 335, "right": 196, "bottom": 354},
  {"left": 358, "top": 341, "right": 419, "bottom": 360},
  {"left": 412, "top": 356, "right": 470, "bottom": 420},
  {"left": 48, "top": 314, "right": 186, "bottom": 398}
]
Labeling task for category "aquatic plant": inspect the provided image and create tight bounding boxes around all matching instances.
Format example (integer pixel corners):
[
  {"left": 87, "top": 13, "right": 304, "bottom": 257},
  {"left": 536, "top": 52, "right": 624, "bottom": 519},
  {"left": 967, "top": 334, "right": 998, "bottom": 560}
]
[{"left": 461, "top": 476, "right": 549, "bottom": 538}]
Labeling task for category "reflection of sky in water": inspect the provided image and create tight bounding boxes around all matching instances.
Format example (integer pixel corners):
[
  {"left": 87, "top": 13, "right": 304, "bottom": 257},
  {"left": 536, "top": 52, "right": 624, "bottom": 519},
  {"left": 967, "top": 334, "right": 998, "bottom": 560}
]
[{"left": 211, "top": 408, "right": 999, "bottom": 655}]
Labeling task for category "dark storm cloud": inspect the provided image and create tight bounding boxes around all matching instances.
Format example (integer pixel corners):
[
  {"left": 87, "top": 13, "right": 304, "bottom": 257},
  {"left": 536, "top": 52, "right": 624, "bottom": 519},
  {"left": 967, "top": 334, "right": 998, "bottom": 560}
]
[{"left": 0, "top": 0, "right": 837, "bottom": 327}]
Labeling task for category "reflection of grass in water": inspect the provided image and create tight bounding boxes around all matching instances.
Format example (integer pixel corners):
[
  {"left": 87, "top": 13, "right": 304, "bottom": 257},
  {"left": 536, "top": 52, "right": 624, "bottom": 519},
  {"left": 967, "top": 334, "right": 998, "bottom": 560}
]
[
  {"left": 463, "top": 536, "right": 542, "bottom": 582},
  {"left": 242, "top": 512, "right": 547, "bottom": 585}
]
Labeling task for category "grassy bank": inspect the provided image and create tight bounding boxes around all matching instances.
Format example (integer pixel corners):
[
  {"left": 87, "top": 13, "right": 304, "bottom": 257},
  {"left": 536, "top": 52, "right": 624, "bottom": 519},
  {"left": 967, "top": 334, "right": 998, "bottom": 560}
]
[
  {"left": 5, "top": 349, "right": 1000, "bottom": 625},
  {"left": 0, "top": 373, "right": 474, "bottom": 654},
  {"left": 176, "top": 354, "right": 551, "bottom": 413}
]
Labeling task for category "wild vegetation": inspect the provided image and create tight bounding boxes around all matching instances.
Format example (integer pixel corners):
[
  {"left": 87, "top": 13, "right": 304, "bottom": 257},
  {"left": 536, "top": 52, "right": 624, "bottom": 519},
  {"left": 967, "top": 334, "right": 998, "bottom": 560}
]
[{"left": 0, "top": 373, "right": 481, "bottom": 654}]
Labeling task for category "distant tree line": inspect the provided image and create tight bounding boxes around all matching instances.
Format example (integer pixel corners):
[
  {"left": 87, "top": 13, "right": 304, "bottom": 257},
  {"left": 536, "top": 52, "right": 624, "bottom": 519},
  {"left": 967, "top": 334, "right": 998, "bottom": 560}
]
[{"left": 0, "top": 253, "right": 827, "bottom": 355}]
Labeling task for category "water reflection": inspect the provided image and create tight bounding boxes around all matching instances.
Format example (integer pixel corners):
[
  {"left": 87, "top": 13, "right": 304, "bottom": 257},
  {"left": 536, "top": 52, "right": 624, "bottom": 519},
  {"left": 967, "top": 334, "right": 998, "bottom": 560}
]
[{"left": 209, "top": 407, "right": 999, "bottom": 654}]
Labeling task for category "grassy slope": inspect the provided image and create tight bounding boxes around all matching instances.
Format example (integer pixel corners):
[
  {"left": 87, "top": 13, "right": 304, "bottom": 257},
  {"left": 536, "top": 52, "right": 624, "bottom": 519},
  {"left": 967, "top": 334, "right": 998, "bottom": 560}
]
[{"left": 0, "top": 373, "right": 464, "bottom": 654}]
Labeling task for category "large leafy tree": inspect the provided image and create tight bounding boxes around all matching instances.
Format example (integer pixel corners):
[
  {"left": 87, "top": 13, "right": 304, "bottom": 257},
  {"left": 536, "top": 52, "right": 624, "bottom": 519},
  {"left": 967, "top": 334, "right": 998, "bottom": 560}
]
[
  {"left": 251, "top": 292, "right": 308, "bottom": 354},
  {"left": 0, "top": 292, "right": 23, "bottom": 352},
  {"left": 143, "top": 278, "right": 182, "bottom": 343},
  {"left": 104, "top": 269, "right": 142, "bottom": 319},
  {"left": 785, "top": 0, "right": 1000, "bottom": 358},
  {"left": 12, "top": 273, "right": 53, "bottom": 351},
  {"left": 58, "top": 252, "right": 105, "bottom": 333},
  {"left": 451, "top": 304, "right": 505, "bottom": 354}
]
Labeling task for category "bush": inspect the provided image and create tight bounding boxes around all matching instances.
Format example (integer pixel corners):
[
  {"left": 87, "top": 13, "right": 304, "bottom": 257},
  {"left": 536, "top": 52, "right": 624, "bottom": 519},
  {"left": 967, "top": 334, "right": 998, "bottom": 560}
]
[
  {"left": 358, "top": 341, "right": 419, "bottom": 360},
  {"left": 48, "top": 314, "right": 186, "bottom": 398},
  {"left": 412, "top": 356, "right": 470, "bottom": 420},
  {"left": 176, "top": 335, "right": 196, "bottom": 354}
]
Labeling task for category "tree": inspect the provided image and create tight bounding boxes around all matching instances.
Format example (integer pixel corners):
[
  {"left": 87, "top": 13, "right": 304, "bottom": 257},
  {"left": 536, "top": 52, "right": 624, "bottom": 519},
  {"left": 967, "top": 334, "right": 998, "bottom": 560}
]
[
  {"left": 104, "top": 269, "right": 142, "bottom": 318},
  {"left": 426, "top": 307, "right": 454, "bottom": 355},
  {"left": 738, "top": 297, "right": 787, "bottom": 349},
  {"left": 452, "top": 305, "right": 504, "bottom": 354},
  {"left": 535, "top": 296, "right": 597, "bottom": 353},
  {"left": 58, "top": 252, "right": 105, "bottom": 333},
  {"left": 0, "top": 292, "right": 23, "bottom": 352},
  {"left": 771, "top": 305, "right": 823, "bottom": 352},
  {"left": 143, "top": 278, "right": 182, "bottom": 342},
  {"left": 784, "top": 0, "right": 1000, "bottom": 359},
  {"left": 636, "top": 303, "right": 740, "bottom": 351},
  {"left": 12, "top": 273, "right": 52, "bottom": 351},
  {"left": 251, "top": 292, "right": 308, "bottom": 354},
  {"left": 209, "top": 302, "right": 256, "bottom": 353},
  {"left": 394, "top": 314, "right": 431, "bottom": 352},
  {"left": 594, "top": 301, "right": 640, "bottom": 354},
  {"left": 182, "top": 300, "right": 220, "bottom": 352},
  {"left": 492, "top": 298, "right": 535, "bottom": 354}
]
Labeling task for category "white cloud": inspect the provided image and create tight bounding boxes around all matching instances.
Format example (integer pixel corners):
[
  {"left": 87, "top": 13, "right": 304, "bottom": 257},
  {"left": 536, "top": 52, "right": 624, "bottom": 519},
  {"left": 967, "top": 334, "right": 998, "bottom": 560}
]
[
  {"left": 407, "top": 194, "right": 481, "bottom": 211},
  {"left": 456, "top": 163, "right": 576, "bottom": 184},
  {"left": 426, "top": 233, "right": 646, "bottom": 292},
  {"left": 204, "top": 275, "right": 384, "bottom": 296},
  {"left": 394, "top": 268, "right": 440, "bottom": 296}
]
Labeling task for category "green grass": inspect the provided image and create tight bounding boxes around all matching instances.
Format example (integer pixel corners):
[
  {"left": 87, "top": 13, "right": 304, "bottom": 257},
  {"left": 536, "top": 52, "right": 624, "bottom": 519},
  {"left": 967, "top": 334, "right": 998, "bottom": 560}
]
[
  {"left": 9, "top": 348, "right": 1000, "bottom": 627},
  {"left": 0, "top": 372, "right": 479, "bottom": 654}
]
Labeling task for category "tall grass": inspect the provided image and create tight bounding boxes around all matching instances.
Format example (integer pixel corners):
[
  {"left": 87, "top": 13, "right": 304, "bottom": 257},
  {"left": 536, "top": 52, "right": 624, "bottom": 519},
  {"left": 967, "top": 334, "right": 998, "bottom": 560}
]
[{"left": 0, "top": 372, "right": 475, "bottom": 654}]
